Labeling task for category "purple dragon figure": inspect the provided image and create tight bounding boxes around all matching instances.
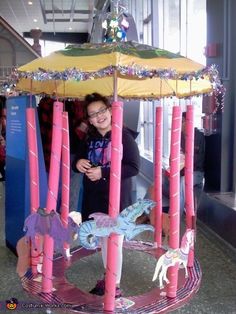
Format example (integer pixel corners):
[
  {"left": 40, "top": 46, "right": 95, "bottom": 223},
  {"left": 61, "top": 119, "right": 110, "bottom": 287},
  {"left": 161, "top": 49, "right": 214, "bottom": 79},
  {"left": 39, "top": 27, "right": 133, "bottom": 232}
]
[{"left": 23, "top": 208, "right": 81, "bottom": 253}]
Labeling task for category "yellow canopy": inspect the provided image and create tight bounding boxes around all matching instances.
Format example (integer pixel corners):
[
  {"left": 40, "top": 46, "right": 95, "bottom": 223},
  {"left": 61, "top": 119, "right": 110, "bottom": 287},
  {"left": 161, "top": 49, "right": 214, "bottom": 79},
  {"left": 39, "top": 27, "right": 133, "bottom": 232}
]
[{"left": 16, "top": 41, "right": 220, "bottom": 99}]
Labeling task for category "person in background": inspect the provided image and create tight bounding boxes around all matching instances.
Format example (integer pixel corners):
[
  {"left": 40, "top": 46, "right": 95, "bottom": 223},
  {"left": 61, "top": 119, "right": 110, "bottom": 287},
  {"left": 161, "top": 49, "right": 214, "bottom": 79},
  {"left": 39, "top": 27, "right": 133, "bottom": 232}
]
[
  {"left": 69, "top": 119, "right": 88, "bottom": 212},
  {"left": 0, "top": 101, "right": 6, "bottom": 182},
  {"left": 73, "top": 92, "right": 140, "bottom": 297},
  {"left": 0, "top": 134, "right": 6, "bottom": 181},
  {"left": 138, "top": 112, "right": 205, "bottom": 244},
  {"left": 148, "top": 111, "right": 205, "bottom": 222},
  {"left": 66, "top": 100, "right": 88, "bottom": 213},
  {"left": 149, "top": 112, "right": 205, "bottom": 224},
  {"left": 37, "top": 96, "right": 53, "bottom": 173},
  {"left": 141, "top": 152, "right": 185, "bottom": 243},
  {"left": 38, "top": 97, "right": 88, "bottom": 213},
  {"left": 181, "top": 112, "right": 205, "bottom": 211}
]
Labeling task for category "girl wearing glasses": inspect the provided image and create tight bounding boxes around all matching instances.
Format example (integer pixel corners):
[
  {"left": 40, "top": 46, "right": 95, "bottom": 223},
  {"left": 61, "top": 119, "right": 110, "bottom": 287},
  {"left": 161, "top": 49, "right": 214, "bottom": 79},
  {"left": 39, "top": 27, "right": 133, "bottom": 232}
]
[{"left": 73, "top": 92, "right": 140, "bottom": 297}]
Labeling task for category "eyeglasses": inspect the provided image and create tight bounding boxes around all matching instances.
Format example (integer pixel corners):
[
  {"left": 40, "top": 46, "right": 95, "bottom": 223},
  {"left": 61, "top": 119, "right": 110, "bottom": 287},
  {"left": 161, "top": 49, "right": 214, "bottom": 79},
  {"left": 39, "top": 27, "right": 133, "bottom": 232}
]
[{"left": 88, "top": 107, "right": 108, "bottom": 119}]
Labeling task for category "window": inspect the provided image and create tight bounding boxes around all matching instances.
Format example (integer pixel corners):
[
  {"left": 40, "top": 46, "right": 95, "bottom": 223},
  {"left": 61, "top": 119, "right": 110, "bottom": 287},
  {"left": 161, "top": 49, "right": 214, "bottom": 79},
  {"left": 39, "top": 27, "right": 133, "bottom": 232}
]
[
  {"left": 162, "top": 0, "right": 180, "bottom": 53},
  {"left": 25, "top": 38, "right": 67, "bottom": 57},
  {"left": 134, "top": 0, "right": 206, "bottom": 163},
  {"left": 138, "top": 100, "right": 154, "bottom": 160}
]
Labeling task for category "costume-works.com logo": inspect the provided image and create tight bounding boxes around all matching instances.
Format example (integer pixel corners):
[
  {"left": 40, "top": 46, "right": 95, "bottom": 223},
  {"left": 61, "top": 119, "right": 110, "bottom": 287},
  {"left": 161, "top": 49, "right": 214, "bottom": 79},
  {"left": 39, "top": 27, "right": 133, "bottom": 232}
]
[{"left": 5, "top": 298, "right": 18, "bottom": 310}]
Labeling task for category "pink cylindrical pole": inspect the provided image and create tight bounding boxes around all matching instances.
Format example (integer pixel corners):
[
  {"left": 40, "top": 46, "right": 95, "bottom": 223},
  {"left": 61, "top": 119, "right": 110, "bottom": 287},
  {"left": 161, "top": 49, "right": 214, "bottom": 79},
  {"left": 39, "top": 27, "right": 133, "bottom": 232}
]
[
  {"left": 26, "top": 108, "right": 40, "bottom": 212},
  {"left": 42, "top": 101, "right": 63, "bottom": 293},
  {"left": 167, "top": 105, "right": 181, "bottom": 298},
  {"left": 154, "top": 106, "right": 163, "bottom": 246},
  {"left": 61, "top": 112, "right": 70, "bottom": 246},
  {"left": 185, "top": 105, "right": 195, "bottom": 266},
  {"left": 61, "top": 112, "right": 71, "bottom": 258},
  {"left": 104, "top": 101, "right": 123, "bottom": 312},
  {"left": 26, "top": 108, "right": 40, "bottom": 274}
]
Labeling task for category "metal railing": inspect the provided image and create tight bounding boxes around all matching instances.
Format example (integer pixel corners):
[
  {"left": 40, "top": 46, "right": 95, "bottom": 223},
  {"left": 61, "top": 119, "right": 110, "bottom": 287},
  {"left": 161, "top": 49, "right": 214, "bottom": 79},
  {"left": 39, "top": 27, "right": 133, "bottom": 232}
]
[{"left": 0, "top": 66, "right": 15, "bottom": 81}]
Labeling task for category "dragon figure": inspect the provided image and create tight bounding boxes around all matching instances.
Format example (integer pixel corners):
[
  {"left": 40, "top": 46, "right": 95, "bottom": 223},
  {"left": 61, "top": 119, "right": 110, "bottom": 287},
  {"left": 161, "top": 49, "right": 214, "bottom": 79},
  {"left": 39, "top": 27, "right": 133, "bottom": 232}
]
[
  {"left": 79, "top": 199, "right": 156, "bottom": 250},
  {"left": 23, "top": 208, "right": 81, "bottom": 252}
]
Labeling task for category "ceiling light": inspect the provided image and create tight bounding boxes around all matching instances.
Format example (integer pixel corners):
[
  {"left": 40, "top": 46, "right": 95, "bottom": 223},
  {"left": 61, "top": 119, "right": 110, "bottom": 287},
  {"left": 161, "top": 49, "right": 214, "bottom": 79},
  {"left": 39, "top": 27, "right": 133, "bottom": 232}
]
[
  {"left": 68, "top": 27, "right": 72, "bottom": 30},
  {"left": 28, "top": 1, "right": 33, "bottom": 5},
  {"left": 33, "top": 19, "right": 38, "bottom": 23}
]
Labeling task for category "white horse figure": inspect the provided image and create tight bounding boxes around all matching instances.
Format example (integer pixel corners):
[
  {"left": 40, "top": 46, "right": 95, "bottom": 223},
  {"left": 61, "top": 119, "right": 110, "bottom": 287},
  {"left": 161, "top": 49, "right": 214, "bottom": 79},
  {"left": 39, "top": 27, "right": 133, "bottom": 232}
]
[{"left": 152, "top": 229, "right": 194, "bottom": 289}]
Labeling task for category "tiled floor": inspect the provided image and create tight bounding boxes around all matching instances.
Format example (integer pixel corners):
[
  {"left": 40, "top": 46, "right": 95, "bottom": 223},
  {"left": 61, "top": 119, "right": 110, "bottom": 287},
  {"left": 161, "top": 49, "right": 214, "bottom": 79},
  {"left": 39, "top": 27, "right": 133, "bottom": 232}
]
[{"left": 0, "top": 177, "right": 236, "bottom": 313}]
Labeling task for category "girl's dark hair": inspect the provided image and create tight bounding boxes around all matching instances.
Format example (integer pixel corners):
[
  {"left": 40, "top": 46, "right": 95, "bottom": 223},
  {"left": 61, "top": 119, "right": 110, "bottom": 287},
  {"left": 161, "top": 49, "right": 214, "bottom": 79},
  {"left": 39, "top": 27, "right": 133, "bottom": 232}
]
[
  {"left": 83, "top": 93, "right": 111, "bottom": 119},
  {"left": 84, "top": 93, "right": 111, "bottom": 137}
]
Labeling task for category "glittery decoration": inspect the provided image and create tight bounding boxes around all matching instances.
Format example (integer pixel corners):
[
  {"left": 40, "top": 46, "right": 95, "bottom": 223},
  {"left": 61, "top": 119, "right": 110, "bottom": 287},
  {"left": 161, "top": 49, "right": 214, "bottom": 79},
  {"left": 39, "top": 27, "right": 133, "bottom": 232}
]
[
  {"left": 13, "top": 64, "right": 220, "bottom": 84},
  {"left": 102, "top": 13, "right": 129, "bottom": 42},
  {"left": 5, "top": 41, "right": 225, "bottom": 111}
]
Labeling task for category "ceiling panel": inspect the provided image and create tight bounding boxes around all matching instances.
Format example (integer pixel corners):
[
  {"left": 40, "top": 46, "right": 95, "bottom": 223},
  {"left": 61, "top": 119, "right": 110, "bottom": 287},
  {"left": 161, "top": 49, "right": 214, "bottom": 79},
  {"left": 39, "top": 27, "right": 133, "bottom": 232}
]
[{"left": 0, "top": 0, "right": 97, "bottom": 35}]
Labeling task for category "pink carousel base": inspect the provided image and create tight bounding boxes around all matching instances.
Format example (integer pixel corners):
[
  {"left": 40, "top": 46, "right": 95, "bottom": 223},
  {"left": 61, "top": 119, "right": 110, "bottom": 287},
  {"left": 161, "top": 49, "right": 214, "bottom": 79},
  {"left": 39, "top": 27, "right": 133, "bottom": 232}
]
[{"left": 21, "top": 241, "right": 201, "bottom": 313}]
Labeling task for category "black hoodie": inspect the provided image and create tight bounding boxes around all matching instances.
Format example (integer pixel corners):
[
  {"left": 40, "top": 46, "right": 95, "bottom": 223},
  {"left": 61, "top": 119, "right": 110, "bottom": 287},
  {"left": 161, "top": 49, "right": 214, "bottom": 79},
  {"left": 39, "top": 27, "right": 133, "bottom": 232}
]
[{"left": 72, "top": 127, "right": 140, "bottom": 221}]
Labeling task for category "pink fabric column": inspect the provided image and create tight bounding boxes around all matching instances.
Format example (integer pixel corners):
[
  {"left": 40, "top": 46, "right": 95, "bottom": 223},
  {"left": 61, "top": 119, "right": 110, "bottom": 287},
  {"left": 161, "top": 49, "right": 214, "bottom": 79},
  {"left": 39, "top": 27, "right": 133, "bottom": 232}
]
[
  {"left": 185, "top": 105, "right": 195, "bottom": 266},
  {"left": 104, "top": 101, "right": 123, "bottom": 312},
  {"left": 42, "top": 101, "right": 63, "bottom": 293},
  {"left": 26, "top": 108, "right": 40, "bottom": 274},
  {"left": 61, "top": 112, "right": 70, "bottom": 251},
  {"left": 154, "top": 106, "right": 163, "bottom": 246},
  {"left": 167, "top": 105, "right": 181, "bottom": 298}
]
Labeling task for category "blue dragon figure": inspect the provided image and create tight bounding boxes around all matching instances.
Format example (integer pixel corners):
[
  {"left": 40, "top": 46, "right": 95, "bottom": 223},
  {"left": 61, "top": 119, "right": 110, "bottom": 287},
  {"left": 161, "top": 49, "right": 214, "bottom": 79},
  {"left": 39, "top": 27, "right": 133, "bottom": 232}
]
[{"left": 78, "top": 199, "right": 156, "bottom": 249}]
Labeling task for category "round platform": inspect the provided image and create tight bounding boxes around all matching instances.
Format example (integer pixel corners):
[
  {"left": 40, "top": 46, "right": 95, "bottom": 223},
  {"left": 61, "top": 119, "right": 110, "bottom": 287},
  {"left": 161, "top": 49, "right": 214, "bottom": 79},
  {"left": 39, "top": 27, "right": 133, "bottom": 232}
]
[{"left": 21, "top": 241, "right": 202, "bottom": 313}]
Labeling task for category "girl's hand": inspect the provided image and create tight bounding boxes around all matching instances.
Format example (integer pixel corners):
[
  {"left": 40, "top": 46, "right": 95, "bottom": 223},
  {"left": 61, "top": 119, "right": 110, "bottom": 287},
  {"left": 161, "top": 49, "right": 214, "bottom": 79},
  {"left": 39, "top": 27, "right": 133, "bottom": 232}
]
[
  {"left": 180, "top": 152, "right": 185, "bottom": 170},
  {"left": 86, "top": 167, "right": 102, "bottom": 181},
  {"left": 76, "top": 159, "right": 91, "bottom": 173}
]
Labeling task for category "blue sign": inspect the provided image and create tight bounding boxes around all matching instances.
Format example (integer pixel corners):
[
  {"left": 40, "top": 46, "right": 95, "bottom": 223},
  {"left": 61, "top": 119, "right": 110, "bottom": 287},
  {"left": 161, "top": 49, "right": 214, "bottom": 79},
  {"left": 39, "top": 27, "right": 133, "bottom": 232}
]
[
  {"left": 5, "top": 95, "right": 47, "bottom": 252},
  {"left": 6, "top": 96, "right": 35, "bottom": 160}
]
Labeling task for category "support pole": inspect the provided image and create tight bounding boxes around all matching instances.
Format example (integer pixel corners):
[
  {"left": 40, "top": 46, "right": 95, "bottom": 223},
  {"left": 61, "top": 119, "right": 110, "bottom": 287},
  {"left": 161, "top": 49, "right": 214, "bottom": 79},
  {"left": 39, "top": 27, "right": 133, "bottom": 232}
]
[
  {"left": 154, "top": 106, "right": 163, "bottom": 246},
  {"left": 185, "top": 105, "right": 195, "bottom": 266},
  {"left": 26, "top": 108, "right": 40, "bottom": 274},
  {"left": 42, "top": 101, "right": 63, "bottom": 293},
  {"left": 104, "top": 100, "right": 123, "bottom": 312},
  {"left": 167, "top": 105, "right": 181, "bottom": 298},
  {"left": 61, "top": 112, "right": 70, "bottom": 254}
]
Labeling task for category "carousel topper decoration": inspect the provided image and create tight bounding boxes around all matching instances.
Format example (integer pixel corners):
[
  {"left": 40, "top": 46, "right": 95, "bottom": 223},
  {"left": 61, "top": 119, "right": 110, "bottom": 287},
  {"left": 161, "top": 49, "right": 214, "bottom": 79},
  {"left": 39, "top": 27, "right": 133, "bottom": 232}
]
[
  {"left": 79, "top": 199, "right": 155, "bottom": 250},
  {"left": 14, "top": 41, "right": 225, "bottom": 102},
  {"left": 102, "top": 0, "right": 129, "bottom": 42},
  {"left": 102, "top": 13, "right": 129, "bottom": 42},
  {"left": 152, "top": 229, "right": 195, "bottom": 289}
]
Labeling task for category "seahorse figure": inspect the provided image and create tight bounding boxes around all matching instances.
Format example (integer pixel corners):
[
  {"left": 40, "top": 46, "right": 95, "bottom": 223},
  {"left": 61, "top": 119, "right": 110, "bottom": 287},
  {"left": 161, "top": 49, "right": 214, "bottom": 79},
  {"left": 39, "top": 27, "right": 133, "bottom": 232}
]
[{"left": 152, "top": 229, "right": 194, "bottom": 289}]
